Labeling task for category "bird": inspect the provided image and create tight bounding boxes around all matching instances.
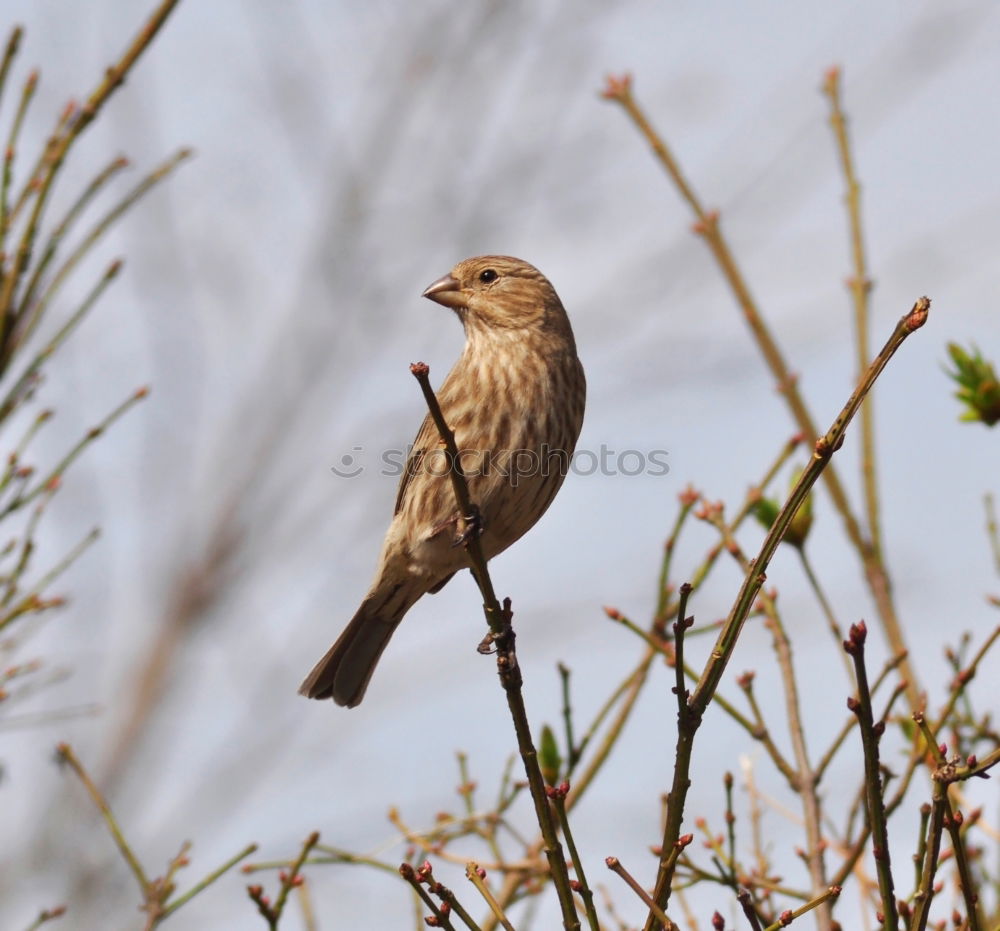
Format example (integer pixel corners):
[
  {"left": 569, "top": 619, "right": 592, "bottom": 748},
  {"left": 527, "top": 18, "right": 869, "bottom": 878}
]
[{"left": 299, "top": 255, "right": 586, "bottom": 706}]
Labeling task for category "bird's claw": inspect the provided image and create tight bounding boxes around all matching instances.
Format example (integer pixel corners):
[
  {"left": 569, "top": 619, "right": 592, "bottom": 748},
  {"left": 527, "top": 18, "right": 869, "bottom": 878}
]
[{"left": 451, "top": 504, "right": 484, "bottom": 548}]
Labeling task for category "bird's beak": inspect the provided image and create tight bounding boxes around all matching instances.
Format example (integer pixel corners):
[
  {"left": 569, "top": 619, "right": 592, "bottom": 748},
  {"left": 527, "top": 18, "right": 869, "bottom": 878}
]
[{"left": 422, "top": 273, "right": 467, "bottom": 309}]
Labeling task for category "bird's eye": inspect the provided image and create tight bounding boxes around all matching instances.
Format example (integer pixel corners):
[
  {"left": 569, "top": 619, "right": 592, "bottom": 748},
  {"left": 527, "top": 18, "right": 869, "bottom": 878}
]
[{"left": 478, "top": 269, "right": 498, "bottom": 284}]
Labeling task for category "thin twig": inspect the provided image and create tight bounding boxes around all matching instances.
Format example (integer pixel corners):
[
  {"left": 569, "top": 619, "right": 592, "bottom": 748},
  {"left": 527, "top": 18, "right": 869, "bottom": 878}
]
[
  {"left": 269, "top": 832, "right": 319, "bottom": 926},
  {"left": 551, "top": 789, "right": 600, "bottom": 931},
  {"left": 2, "top": 384, "right": 148, "bottom": 517},
  {"left": 1, "top": 65, "right": 37, "bottom": 248},
  {"left": 398, "top": 863, "right": 457, "bottom": 931},
  {"left": 759, "top": 603, "right": 831, "bottom": 931},
  {"left": 19, "top": 906, "right": 67, "bottom": 931},
  {"left": 815, "top": 650, "right": 908, "bottom": 782},
  {"left": 56, "top": 742, "right": 149, "bottom": 891},
  {"left": 160, "top": 844, "right": 258, "bottom": 920},
  {"left": 759, "top": 885, "right": 842, "bottom": 931},
  {"left": 606, "top": 856, "right": 676, "bottom": 930},
  {"left": 411, "top": 362, "right": 579, "bottom": 930},
  {"left": 910, "top": 716, "right": 948, "bottom": 931},
  {"left": 466, "top": 863, "right": 515, "bottom": 931},
  {"left": 844, "top": 623, "right": 897, "bottom": 930},
  {"left": 941, "top": 799, "right": 981, "bottom": 931}
]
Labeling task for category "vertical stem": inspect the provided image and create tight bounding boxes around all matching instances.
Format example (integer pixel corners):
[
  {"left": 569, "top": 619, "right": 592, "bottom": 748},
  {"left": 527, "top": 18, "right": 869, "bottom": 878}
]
[
  {"left": 823, "top": 68, "right": 880, "bottom": 563},
  {"left": 764, "top": 604, "right": 831, "bottom": 931},
  {"left": 411, "top": 364, "right": 580, "bottom": 931},
  {"left": 845, "top": 624, "right": 898, "bottom": 930}
]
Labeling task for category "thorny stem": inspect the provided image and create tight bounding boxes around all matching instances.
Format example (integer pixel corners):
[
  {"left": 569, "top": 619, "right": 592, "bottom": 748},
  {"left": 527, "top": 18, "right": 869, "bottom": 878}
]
[
  {"left": 603, "top": 74, "right": 920, "bottom": 713},
  {"left": 707, "top": 537, "right": 830, "bottom": 928},
  {"left": 411, "top": 363, "right": 579, "bottom": 931},
  {"left": 643, "top": 297, "right": 930, "bottom": 930}
]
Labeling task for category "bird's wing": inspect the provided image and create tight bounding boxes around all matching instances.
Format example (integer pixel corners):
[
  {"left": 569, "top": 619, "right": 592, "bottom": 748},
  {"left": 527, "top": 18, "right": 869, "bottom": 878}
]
[{"left": 393, "top": 412, "right": 437, "bottom": 515}]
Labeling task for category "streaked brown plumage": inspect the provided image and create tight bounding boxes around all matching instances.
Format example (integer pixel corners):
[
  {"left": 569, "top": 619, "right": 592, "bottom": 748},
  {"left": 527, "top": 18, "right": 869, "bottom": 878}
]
[{"left": 299, "top": 256, "right": 586, "bottom": 706}]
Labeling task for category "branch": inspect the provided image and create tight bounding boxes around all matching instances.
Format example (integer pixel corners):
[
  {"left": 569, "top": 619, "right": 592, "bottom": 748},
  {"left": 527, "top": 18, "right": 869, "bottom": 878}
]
[
  {"left": 643, "top": 297, "right": 930, "bottom": 929},
  {"left": 603, "top": 72, "right": 920, "bottom": 712},
  {"left": 410, "top": 362, "right": 579, "bottom": 930}
]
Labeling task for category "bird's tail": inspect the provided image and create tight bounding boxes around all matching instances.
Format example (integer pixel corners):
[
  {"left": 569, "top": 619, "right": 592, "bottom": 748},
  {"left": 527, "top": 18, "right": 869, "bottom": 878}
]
[{"left": 298, "top": 579, "right": 423, "bottom": 707}]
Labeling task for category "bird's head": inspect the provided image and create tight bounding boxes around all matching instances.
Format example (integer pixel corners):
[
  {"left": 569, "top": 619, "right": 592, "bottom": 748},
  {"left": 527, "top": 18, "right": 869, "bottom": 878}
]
[{"left": 421, "top": 255, "right": 566, "bottom": 334}]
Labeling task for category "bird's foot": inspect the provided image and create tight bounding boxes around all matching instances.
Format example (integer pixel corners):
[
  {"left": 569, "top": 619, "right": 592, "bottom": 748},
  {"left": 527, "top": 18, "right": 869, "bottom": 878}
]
[{"left": 451, "top": 504, "right": 484, "bottom": 548}]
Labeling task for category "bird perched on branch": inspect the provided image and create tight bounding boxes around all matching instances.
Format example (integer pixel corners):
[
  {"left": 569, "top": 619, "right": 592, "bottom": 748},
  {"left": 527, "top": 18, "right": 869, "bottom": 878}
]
[{"left": 300, "top": 256, "right": 586, "bottom": 706}]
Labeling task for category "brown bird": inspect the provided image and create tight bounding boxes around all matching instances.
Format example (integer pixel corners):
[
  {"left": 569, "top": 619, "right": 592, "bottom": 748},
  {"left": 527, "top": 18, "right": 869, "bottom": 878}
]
[{"left": 299, "top": 256, "right": 586, "bottom": 706}]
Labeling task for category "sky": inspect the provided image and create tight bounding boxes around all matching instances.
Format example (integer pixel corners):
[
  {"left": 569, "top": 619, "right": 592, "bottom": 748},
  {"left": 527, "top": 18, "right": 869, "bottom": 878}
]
[{"left": 1, "top": 1, "right": 998, "bottom": 929}]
